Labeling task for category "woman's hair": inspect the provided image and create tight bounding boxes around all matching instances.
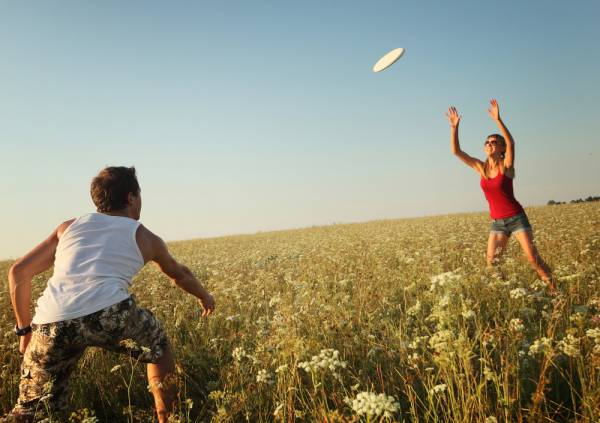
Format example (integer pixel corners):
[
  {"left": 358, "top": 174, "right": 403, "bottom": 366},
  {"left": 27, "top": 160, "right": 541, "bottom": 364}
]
[
  {"left": 487, "top": 134, "right": 506, "bottom": 159},
  {"left": 90, "top": 166, "right": 140, "bottom": 212}
]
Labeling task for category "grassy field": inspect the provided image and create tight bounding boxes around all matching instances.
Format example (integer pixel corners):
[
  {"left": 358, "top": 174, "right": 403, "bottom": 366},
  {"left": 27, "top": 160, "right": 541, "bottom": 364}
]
[{"left": 1, "top": 202, "right": 599, "bottom": 422}]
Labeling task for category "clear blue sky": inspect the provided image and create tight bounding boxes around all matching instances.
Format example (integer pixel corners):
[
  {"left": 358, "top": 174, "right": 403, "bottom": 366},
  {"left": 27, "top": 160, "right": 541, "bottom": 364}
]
[{"left": 1, "top": 0, "right": 599, "bottom": 259}]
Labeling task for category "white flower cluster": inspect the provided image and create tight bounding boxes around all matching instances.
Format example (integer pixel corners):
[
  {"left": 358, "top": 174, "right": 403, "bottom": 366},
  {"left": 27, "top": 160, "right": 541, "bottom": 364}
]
[
  {"left": 509, "top": 288, "right": 528, "bottom": 300},
  {"left": 461, "top": 309, "right": 476, "bottom": 319},
  {"left": 438, "top": 294, "right": 450, "bottom": 308},
  {"left": 428, "top": 330, "right": 454, "bottom": 356},
  {"left": 232, "top": 347, "right": 246, "bottom": 362},
  {"left": 558, "top": 334, "right": 581, "bottom": 358},
  {"left": 586, "top": 328, "right": 600, "bottom": 340},
  {"left": 430, "top": 271, "right": 460, "bottom": 291},
  {"left": 298, "top": 349, "right": 347, "bottom": 377},
  {"left": 483, "top": 366, "right": 496, "bottom": 382},
  {"left": 528, "top": 337, "right": 553, "bottom": 356},
  {"left": 256, "top": 369, "right": 275, "bottom": 385},
  {"left": 509, "top": 318, "right": 525, "bottom": 333},
  {"left": 408, "top": 335, "right": 429, "bottom": 351},
  {"left": 407, "top": 300, "right": 422, "bottom": 316},
  {"left": 530, "top": 279, "right": 549, "bottom": 291},
  {"left": 347, "top": 391, "right": 400, "bottom": 418},
  {"left": 587, "top": 328, "right": 600, "bottom": 354},
  {"left": 569, "top": 313, "right": 586, "bottom": 326},
  {"left": 429, "top": 383, "right": 447, "bottom": 395}
]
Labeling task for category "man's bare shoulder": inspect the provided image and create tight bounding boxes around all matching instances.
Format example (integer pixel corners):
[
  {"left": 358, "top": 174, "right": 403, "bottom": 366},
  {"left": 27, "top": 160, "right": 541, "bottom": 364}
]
[
  {"left": 56, "top": 219, "right": 76, "bottom": 238},
  {"left": 135, "top": 224, "right": 166, "bottom": 263},
  {"left": 136, "top": 224, "right": 164, "bottom": 244}
]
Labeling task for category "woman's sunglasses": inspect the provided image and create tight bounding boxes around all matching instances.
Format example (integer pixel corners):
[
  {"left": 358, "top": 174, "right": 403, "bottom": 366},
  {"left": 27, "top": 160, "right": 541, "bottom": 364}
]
[{"left": 484, "top": 140, "right": 499, "bottom": 146}]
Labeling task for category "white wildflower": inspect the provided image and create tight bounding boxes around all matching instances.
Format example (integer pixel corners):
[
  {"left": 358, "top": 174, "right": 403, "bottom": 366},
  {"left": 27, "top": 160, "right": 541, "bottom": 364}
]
[
  {"left": 586, "top": 328, "right": 600, "bottom": 340},
  {"left": 408, "top": 335, "right": 429, "bottom": 350},
  {"left": 509, "top": 318, "right": 525, "bottom": 333},
  {"left": 256, "top": 369, "right": 275, "bottom": 385},
  {"left": 587, "top": 328, "right": 600, "bottom": 354},
  {"left": 438, "top": 294, "right": 450, "bottom": 308},
  {"left": 558, "top": 334, "right": 581, "bottom": 358},
  {"left": 428, "top": 330, "right": 454, "bottom": 355},
  {"left": 298, "top": 349, "right": 347, "bottom": 378},
  {"left": 407, "top": 300, "right": 422, "bottom": 316},
  {"left": 528, "top": 337, "right": 553, "bottom": 356},
  {"left": 348, "top": 391, "right": 400, "bottom": 418},
  {"left": 461, "top": 309, "right": 476, "bottom": 319},
  {"left": 510, "top": 288, "right": 527, "bottom": 299},
  {"left": 483, "top": 366, "right": 495, "bottom": 382},
  {"left": 569, "top": 313, "right": 586, "bottom": 326},
  {"left": 429, "top": 383, "right": 447, "bottom": 395},
  {"left": 232, "top": 347, "right": 247, "bottom": 362},
  {"left": 430, "top": 271, "right": 460, "bottom": 291},
  {"left": 530, "top": 279, "right": 548, "bottom": 291}
]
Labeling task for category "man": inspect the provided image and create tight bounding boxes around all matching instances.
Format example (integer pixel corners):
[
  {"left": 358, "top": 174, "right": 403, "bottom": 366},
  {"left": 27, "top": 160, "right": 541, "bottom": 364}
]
[{"left": 4, "top": 166, "right": 215, "bottom": 422}]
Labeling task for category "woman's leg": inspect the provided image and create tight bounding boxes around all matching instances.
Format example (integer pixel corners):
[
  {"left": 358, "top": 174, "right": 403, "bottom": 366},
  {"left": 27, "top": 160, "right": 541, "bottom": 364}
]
[
  {"left": 486, "top": 232, "right": 509, "bottom": 268},
  {"left": 513, "top": 230, "right": 555, "bottom": 290}
]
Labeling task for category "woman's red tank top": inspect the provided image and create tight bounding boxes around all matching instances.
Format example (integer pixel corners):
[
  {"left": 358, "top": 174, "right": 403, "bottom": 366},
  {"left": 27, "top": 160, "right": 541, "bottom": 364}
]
[{"left": 480, "top": 169, "right": 524, "bottom": 219}]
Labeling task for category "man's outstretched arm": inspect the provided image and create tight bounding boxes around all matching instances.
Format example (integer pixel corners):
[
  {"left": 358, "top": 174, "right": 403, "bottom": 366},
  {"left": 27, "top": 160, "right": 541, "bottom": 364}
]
[{"left": 144, "top": 229, "right": 215, "bottom": 316}]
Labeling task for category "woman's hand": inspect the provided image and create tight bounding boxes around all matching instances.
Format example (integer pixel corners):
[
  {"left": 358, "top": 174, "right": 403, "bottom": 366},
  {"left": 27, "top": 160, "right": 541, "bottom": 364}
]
[
  {"left": 488, "top": 99, "right": 500, "bottom": 122},
  {"left": 445, "top": 107, "right": 461, "bottom": 127}
]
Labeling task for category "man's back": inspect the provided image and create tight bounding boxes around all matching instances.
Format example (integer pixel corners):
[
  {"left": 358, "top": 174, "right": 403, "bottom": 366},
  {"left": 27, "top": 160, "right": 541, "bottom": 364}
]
[{"left": 33, "top": 213, "right": 144, "bottom": 324}]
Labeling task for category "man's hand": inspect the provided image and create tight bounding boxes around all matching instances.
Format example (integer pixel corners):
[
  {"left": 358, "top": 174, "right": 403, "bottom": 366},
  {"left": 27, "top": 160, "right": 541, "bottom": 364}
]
[
  {"left": 199, "top": 292, "right": 215, "bottom": 317},
  {"left": 445, "top": 106, "right": 461, "bottom": 127},
  {"left": 488, "top": 99, "right": 500, "bottom": 122},
  {"left": 19, "top": 332, "right": 32, "bottom": 354}
]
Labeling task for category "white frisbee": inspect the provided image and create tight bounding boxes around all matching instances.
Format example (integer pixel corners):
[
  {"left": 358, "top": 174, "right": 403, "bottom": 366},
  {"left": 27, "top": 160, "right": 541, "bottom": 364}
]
[{"left": 372, "top": 47, "right": 405, "bottom": 72}]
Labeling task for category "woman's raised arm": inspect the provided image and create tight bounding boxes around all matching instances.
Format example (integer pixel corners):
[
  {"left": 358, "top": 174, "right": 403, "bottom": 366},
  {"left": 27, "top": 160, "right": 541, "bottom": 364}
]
[
  {"left": 446, "top": 106, "right": 484, "bottom": 172},
  {"left": 488, "top": 99, "right": 515, "bottom": 169}
]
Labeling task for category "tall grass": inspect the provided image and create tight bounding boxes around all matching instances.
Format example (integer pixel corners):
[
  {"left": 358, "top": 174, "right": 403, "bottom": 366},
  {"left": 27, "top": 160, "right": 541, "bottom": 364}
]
[{"left": 1, "top": 202, "right": 599, "bottom": 422}]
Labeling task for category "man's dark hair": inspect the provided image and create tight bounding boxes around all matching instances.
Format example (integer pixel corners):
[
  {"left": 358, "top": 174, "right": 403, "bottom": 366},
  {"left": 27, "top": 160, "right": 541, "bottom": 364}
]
[{"left": 90, "top": 166, "right": 140, "bottom": 212}]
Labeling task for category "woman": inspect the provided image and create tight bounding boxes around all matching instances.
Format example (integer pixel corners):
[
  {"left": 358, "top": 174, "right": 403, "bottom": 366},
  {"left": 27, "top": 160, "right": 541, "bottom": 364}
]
[{"left": 446, "top": 99, "right": 555, "bottom": 291}]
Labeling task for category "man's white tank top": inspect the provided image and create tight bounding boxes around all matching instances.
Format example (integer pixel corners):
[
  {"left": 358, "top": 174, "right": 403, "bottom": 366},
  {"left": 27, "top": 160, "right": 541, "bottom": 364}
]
[{"left": 32, "top": 213, "right": 144, "bottom": 324}]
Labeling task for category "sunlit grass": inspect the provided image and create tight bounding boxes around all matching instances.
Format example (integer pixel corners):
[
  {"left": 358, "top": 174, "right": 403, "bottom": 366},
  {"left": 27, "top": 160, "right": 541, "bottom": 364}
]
[{"left": 1, "top": 202, "right": 599, "bottom": 421}]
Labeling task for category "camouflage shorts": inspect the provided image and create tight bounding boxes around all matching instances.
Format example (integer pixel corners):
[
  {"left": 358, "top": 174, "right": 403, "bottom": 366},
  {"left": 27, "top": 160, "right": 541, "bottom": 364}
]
[{"left": 10, "top": 297, "right": 168, "bottom": 419}]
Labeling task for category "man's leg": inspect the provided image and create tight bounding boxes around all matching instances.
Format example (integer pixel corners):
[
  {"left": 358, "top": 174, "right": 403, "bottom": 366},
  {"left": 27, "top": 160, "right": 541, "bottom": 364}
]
[
  {"left": 87, "top": 298, "right": 177, "bottom": 423},
  {"left": 147, "top": 344, "right": 176, "bottom": 423},
  {"left": 8, "top": 325, "right": 85, "bottom": 422}
]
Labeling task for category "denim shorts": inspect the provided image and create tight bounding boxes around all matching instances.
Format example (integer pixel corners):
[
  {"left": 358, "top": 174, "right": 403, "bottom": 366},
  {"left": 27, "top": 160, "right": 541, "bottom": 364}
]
[{"left": 490, "top": 212, "right": 532, "bottom": 236}]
